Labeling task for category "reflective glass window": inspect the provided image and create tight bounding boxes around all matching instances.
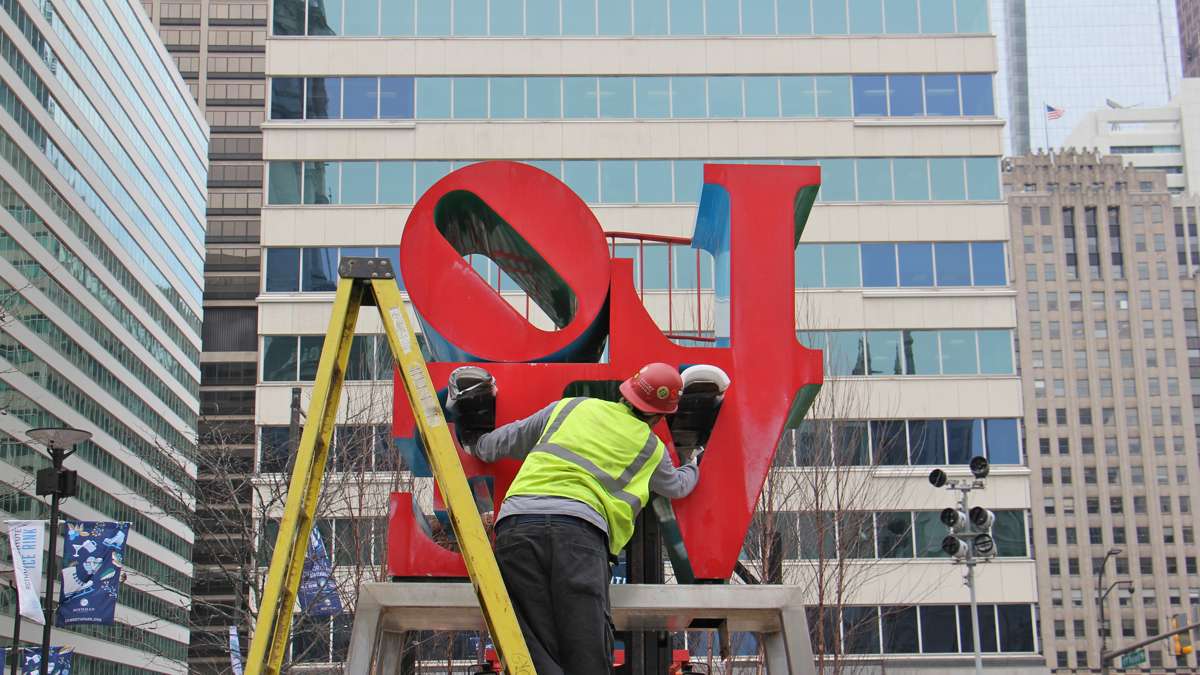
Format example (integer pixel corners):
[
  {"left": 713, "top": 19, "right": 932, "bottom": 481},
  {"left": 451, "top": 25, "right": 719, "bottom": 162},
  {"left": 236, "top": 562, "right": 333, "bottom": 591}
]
[
  {"left": 992, "top": 514, "right": 1026, "bottom": 557},
  {"left": 564, "top": 77, "right": 598, "bottom": 118},
  {"left": 379, "top": 77, "right": 415, "bottom": 118},
  {"left": 742, "top": 0, "right": 775, "bottom": 32},
  {"left": 745, "top": 77, "right": 779, "bottom": 117},
  {"left": 961, "top": 74, "right": 994, "bottom": 115},
  {"left": 849, "top": 0, "right": 883, "bottom": 33},
  {"left": 599, "top": 77, "right": 635, "bottom": 118},
  {"left": 453, "top": 78, "right": 488, "bottom": 118},
  {"left": 853, "top": 75, "right": 888, "bottom": 116},
  {"left": 940, "top": 330, "right": 977, "bottom": 374},
  {"left": 872, "top": 420, "right": 907, "bottom": 464},
  {"left": 857, "top": 159, "right": 892, "bottom": 201},
  {"left": 780, "top": 76, "right": 816, "bottom": 117},
  {"left": 382, "top": 0, "right": 415, "bottom": 34},
  {"left": 268, "top": 161, "right": 302, "bottom": 205},
  {"left": 526, "top": 0, "right": 560, "bottom": 34},
  {"left": 417, "top": 0, "right": 451, "bottom": 34},
  {"left": 897, "top": 243, "right": 934, "bottom": 286},
  {"left": 823, "top": 243, "right": 860, "bottom": 287},
  {"left": 564, "top": 161, "right": 600, "bottom": 202},
  {"left": 563, "top": 0, "right": 597, "bottom": 34},
  {"left": 415, "top": 161, "right": 452, "bottom": 198},
  {"left": 263, "top": 336, "right": 298, "bottom": 381},
  {"left": 490, "top": 78, "right": 525, "bottom": 118},
  {"left": 977, "top": 330, "right": 1013, "bottom": 374},
  {"left": 946, "top": 419, "right": 984, "bottom": 463},
  {"left": 599, "top": 0, "right": 632, "bottom": 34},
  {"left": 674, "top": 246, "right": 709, "bottom": 289},
  {"left": 904, "top": 330, "right": 940, "bottom": 374},
  {"left": 454, "top": 0, "right": 486, "bottom": 34},
  {"left": 909, "top": 420, "right": 946, "bottom": 464},
  {"left": 997, "top": 605, "right": 1034, "bottom": 651},
  {"left": 971, "top": 242, "right": 1006, "bottom": 285},
  {"left": 708, "top": 77, "right": 744, "bottom": 117},
  {"left": 490, "top": 0, "right": 524, "bottom": 34},
  {"left": 966, "top": 158, "right": 1001, "bottom": 200},
  {"left": 302, "top": 248, "right": 339, "bottom": 292},
  {"left": 930, "top": 158, "right": 966, "bottom": 200},
  {"left": 635, "top": 77, "right": 670, "bottom": 118},
  {"left": 867, "top": 330, "right": 904, "bottom": 374},
  {"left": 344, "top": 0, "right": 379, "bottom": 35},
  {"left": 706, "top": 0, "right": 739, "bottom": 33},
  {"left": 671, "top": 78, "right": 707, "bottom": 117},
  {"left": 272, "top": 78, "right": 304, "bottom": 119},
  {"left": 893, "top": 158, "right": 929, "bottom": 200},
  {"left": 274, "top": 0, "right": 305, "bottom": 34},
  {"left": 813, "top": 0, "right": 848, "bottom": 33},
  {"left": 341, "top": 162, "right": 377, "bottom": 204},
  {"left": 795, "top": 245, "right": 823, "bottom": 288},
  {"left": 819, "top": 159, "right": 855, "bottom": 202},
  {"left": 379, "top": 161, "right": 414, "bottom": 204},
  {"left": 920, "top": 0, "right": 954, "bottom": 32},
  {"left": 342, "top": 77, "right": 378, "bottom": 119},
  {"left": 526, "top": 78, "right": 562, "bottom": 117},
  {"left": 416, "top": 77, "right": 451, "bottom": 118},
  {"left": 309, "top": 0, "right": 343, "bottom": 34},
  {"left": 924, "top": 74, "right": 960, "bottom": 115},
  {"left": 636, "top": 160, "right": 673, "bottom": 203},
  {"left": 935, "top": 242, "right": 971, "bottom": 286},
  {"left": 985, "top": 419, "right": 1020, "bottom": 464},
  {"left": 815, "top": 76, "right": 852, "bottom": 116},
  {"left": 303, "top": 162, "right": 340, "bottom": 204},
  {"left": 888, "top": 75, "right": 923, "bottom": 116},
  {"left": 959, "top": 605, "right": 998, "bottom": 652},
  {"left": 635, "top": 0, "right": 669, "bottom": 33},
  {"left": 674, "top": 161, "right": 703, "bottom": 202},
  {"left": 956, "top": 0, "right": 989, "bottom": 32},
  {"left": 883, "top": 606, "right": 919, "bottom": 653},
  {"left": 920, "top": 607, "right": 959, "bottom": 652},
  {"left": 778, "top": 0, "right": 813, "bottom": 33},
  {"left": 913, "top": 511, "right": 944, "bottom": 557},
  {"left": 877, "top": 511, "right": 913, "bottom": 558},
  {"left": 265, "top": 248, "right": 301, "bottom": 292},
  {"left": 601, "top": 161, "right": 636, "bottom": 203},
  {"left": 861, "top": 243, "right": 898, "bottom": 288},
  {"left": 670, "top": 0, "right": 704, "bottom": 34},
  {"left": 828, "top": 331, "right": 866, "bottom": 376},
  {"left": 298, "top": 336, "right": 324, "bottom": 380},
  {"left": 883, "top": 0, "right": 918, "bottom": 32},
  {"left": 643, "top": 244, "right": 669, "bottom": 289},
  {"left": 526, "top": 160, "right": 562, "bottom": 179}
]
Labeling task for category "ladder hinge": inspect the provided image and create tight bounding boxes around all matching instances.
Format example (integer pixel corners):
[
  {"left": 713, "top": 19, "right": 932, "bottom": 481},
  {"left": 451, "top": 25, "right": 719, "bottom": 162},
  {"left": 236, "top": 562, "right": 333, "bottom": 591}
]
[{"left": 339, "top": 256, "right": 396, "bottom": 280}]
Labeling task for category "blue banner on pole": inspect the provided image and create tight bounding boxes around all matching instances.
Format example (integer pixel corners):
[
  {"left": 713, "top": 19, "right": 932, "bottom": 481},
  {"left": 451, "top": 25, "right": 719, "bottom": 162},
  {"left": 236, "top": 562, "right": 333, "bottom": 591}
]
[
  {"left": 56, "top": 522, "right": 129, "bottom": 626},
  {"left": 19, "top": 647, "right": 72, "bottom": 674},
  {"left": 297, "top": 528, "right": 342, "bottom": 617}
]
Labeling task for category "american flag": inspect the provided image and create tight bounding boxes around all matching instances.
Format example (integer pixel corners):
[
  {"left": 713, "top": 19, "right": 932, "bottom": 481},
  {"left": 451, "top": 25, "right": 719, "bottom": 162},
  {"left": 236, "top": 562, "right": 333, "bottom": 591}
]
[{"left": 1045, "top": 104, "right": 1064, "bottom": 120}]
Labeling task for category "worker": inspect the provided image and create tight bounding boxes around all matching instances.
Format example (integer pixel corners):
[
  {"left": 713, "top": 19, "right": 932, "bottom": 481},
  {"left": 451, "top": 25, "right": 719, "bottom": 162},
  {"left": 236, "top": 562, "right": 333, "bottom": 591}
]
[{"left": 460, "top": 362, "right": 702, "bottom": 675}]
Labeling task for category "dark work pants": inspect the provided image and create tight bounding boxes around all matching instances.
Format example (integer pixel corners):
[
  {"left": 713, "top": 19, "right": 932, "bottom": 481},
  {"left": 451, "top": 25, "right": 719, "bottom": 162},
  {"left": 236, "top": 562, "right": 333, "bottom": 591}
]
[{"left": 494, "top": 515, "right": 614, "bottom": 675}]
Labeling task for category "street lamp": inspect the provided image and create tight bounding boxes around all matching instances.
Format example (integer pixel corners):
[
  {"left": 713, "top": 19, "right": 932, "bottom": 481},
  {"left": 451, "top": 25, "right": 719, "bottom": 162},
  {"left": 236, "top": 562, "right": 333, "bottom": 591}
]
[
  {"left": 27, "top": 427, "right": 90, "bottom": 675},
  {"left": 1097, "top": 547, "right": 1129, "bottom": 675}
]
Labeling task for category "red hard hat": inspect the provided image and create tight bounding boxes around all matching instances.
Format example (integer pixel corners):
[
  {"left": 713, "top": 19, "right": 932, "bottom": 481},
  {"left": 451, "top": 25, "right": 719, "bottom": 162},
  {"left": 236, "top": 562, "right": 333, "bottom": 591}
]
[{"left": 619, "top": 363, "right": 682, "bottom": 415}]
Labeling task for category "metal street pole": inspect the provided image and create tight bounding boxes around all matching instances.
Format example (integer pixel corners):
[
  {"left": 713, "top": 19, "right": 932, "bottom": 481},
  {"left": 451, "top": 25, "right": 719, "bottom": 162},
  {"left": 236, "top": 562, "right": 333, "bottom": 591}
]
[
  {"left": 960, "top": 488, "right": 983, "bottom": 675},
  {"left": 8, "top": 586, "right": 20, "bottom": 675},
  {"left": 1098, "top": 548, "right": 1122, "bottom": 675},
  {"left": 38, "top": 444, "right": 63, "bottom": 675}
]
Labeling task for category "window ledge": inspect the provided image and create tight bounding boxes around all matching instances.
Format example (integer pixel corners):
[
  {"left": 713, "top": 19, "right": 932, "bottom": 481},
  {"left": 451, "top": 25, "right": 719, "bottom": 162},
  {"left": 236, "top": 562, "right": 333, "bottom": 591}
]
[
  {"left": 853, "top": 117, "right": 1003, "bottom": 127},
  {"left": 860, "top": 287, "right": 1016, "bottom": 299},
  {"left": 261, "top": 120, "right": 416, "bottom": 130}
]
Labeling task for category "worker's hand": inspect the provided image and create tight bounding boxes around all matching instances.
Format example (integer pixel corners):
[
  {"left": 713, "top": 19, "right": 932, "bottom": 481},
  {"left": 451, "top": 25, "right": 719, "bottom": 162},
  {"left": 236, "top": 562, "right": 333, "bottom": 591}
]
[{"left": 688, "top": 447, "right": 705, "bottom": 466}]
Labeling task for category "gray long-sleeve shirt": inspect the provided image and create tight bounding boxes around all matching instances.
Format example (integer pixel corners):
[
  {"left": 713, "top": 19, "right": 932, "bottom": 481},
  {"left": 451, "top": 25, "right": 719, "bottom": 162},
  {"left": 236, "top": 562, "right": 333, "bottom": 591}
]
[{"left": 468, "top": 399, "right": 700, "bottom": 535}]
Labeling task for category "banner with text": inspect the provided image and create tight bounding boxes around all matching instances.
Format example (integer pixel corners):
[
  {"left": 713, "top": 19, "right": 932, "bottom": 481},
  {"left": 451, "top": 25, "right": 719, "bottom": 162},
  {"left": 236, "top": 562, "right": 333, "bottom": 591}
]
[
  {"left": 6, "top": 520, "right": 45, "bottom": 624},
  {"left": 56, "top": 522, "right": 129, "bottom": 626},
  {"left": 297, "top": 528, "right": 342, "bottom": 617},
  {"left": 229, "top": 625, "right": 244, "bottom": 675}
]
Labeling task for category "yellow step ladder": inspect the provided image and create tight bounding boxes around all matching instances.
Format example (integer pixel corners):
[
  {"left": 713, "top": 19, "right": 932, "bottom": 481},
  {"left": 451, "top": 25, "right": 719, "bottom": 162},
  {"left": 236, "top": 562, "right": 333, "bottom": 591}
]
[{"left": 244, "top": 257, "right": 534, "bottom": 675}]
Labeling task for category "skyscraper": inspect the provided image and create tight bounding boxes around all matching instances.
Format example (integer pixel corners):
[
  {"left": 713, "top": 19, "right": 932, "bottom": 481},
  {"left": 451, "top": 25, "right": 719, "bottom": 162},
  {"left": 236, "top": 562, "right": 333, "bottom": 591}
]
[
  {"left": 1178, "top": 0, "right": 1200, "bottom": 76},
  {"left": 259, "top": 0, "right": 1038, "bottom": 670},
  {"left": 1007, "top": 151, "right": 1200, "bottom": 672},
  {"left": 0, "top": 0, "right": 207, "bottom": 671},
  {"left": 137, "top": 0, "right": 266, "bottom": 670},
  {"left": 997, "top": 0, "right": 1181, "bottom": 154}
]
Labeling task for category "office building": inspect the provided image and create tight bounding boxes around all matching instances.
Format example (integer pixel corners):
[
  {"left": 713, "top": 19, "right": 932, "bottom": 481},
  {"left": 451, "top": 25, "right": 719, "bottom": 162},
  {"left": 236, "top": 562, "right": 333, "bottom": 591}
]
[
  {"left": 1007, "top": 151, "right": 1200, "bottom": 672},
  {"left": 0, "top": 0, "right": 207, "bottom": 672},
  {"left": 136, "top": 0, "right": 265, "bottom": 669},
  {"left": 996, "top": 0, "right": 1181, "bottom": 154},
  {"left": 260, "top": 0, "right": 1036, "bottom": 670},
  {"left": 1179, "top": 0, "right": 1200, "bottom": 77}
]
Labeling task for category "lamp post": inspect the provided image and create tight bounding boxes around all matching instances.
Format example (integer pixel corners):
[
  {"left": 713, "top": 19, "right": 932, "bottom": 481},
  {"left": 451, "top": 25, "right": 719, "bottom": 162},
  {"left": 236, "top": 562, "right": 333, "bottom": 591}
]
[
  {"left": 27, "top": 427, "right": 90, "bottom": 675},
  {"left": 1097, "top": 547, "right": 1126, "bottom": 675}
]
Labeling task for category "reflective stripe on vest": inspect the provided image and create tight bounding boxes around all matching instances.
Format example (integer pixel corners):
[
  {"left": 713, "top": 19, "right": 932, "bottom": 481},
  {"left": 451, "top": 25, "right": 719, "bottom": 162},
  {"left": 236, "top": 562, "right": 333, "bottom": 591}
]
[{"left": 506, "top": 397, "right": 665, "bottom": 553}]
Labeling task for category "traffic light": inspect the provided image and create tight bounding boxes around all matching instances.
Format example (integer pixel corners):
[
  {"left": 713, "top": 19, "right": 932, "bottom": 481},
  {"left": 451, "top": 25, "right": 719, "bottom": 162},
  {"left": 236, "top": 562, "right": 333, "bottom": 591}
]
[{"left": 1173, "top": 614, "right": 1194, "bottom": 656}]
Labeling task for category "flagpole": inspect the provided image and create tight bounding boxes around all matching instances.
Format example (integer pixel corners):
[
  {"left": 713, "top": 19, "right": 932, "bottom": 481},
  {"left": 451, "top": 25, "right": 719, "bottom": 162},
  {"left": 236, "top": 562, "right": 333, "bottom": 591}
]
[{"left": 1043, "top": 101, "right": 1050, "bottom": 152}]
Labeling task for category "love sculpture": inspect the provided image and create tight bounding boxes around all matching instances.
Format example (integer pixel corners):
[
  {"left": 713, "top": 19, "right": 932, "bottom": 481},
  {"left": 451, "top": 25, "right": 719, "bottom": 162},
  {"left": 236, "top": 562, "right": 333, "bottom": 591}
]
[{"left": 389, "top": 161, "right": 824, "bottom": 582}]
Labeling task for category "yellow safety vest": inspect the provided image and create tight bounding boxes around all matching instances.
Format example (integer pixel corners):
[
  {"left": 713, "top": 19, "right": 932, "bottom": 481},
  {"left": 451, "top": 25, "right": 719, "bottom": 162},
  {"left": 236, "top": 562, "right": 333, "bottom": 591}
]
[{"left": 505, "top": 397, "right": 665, "bottom": 555}]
